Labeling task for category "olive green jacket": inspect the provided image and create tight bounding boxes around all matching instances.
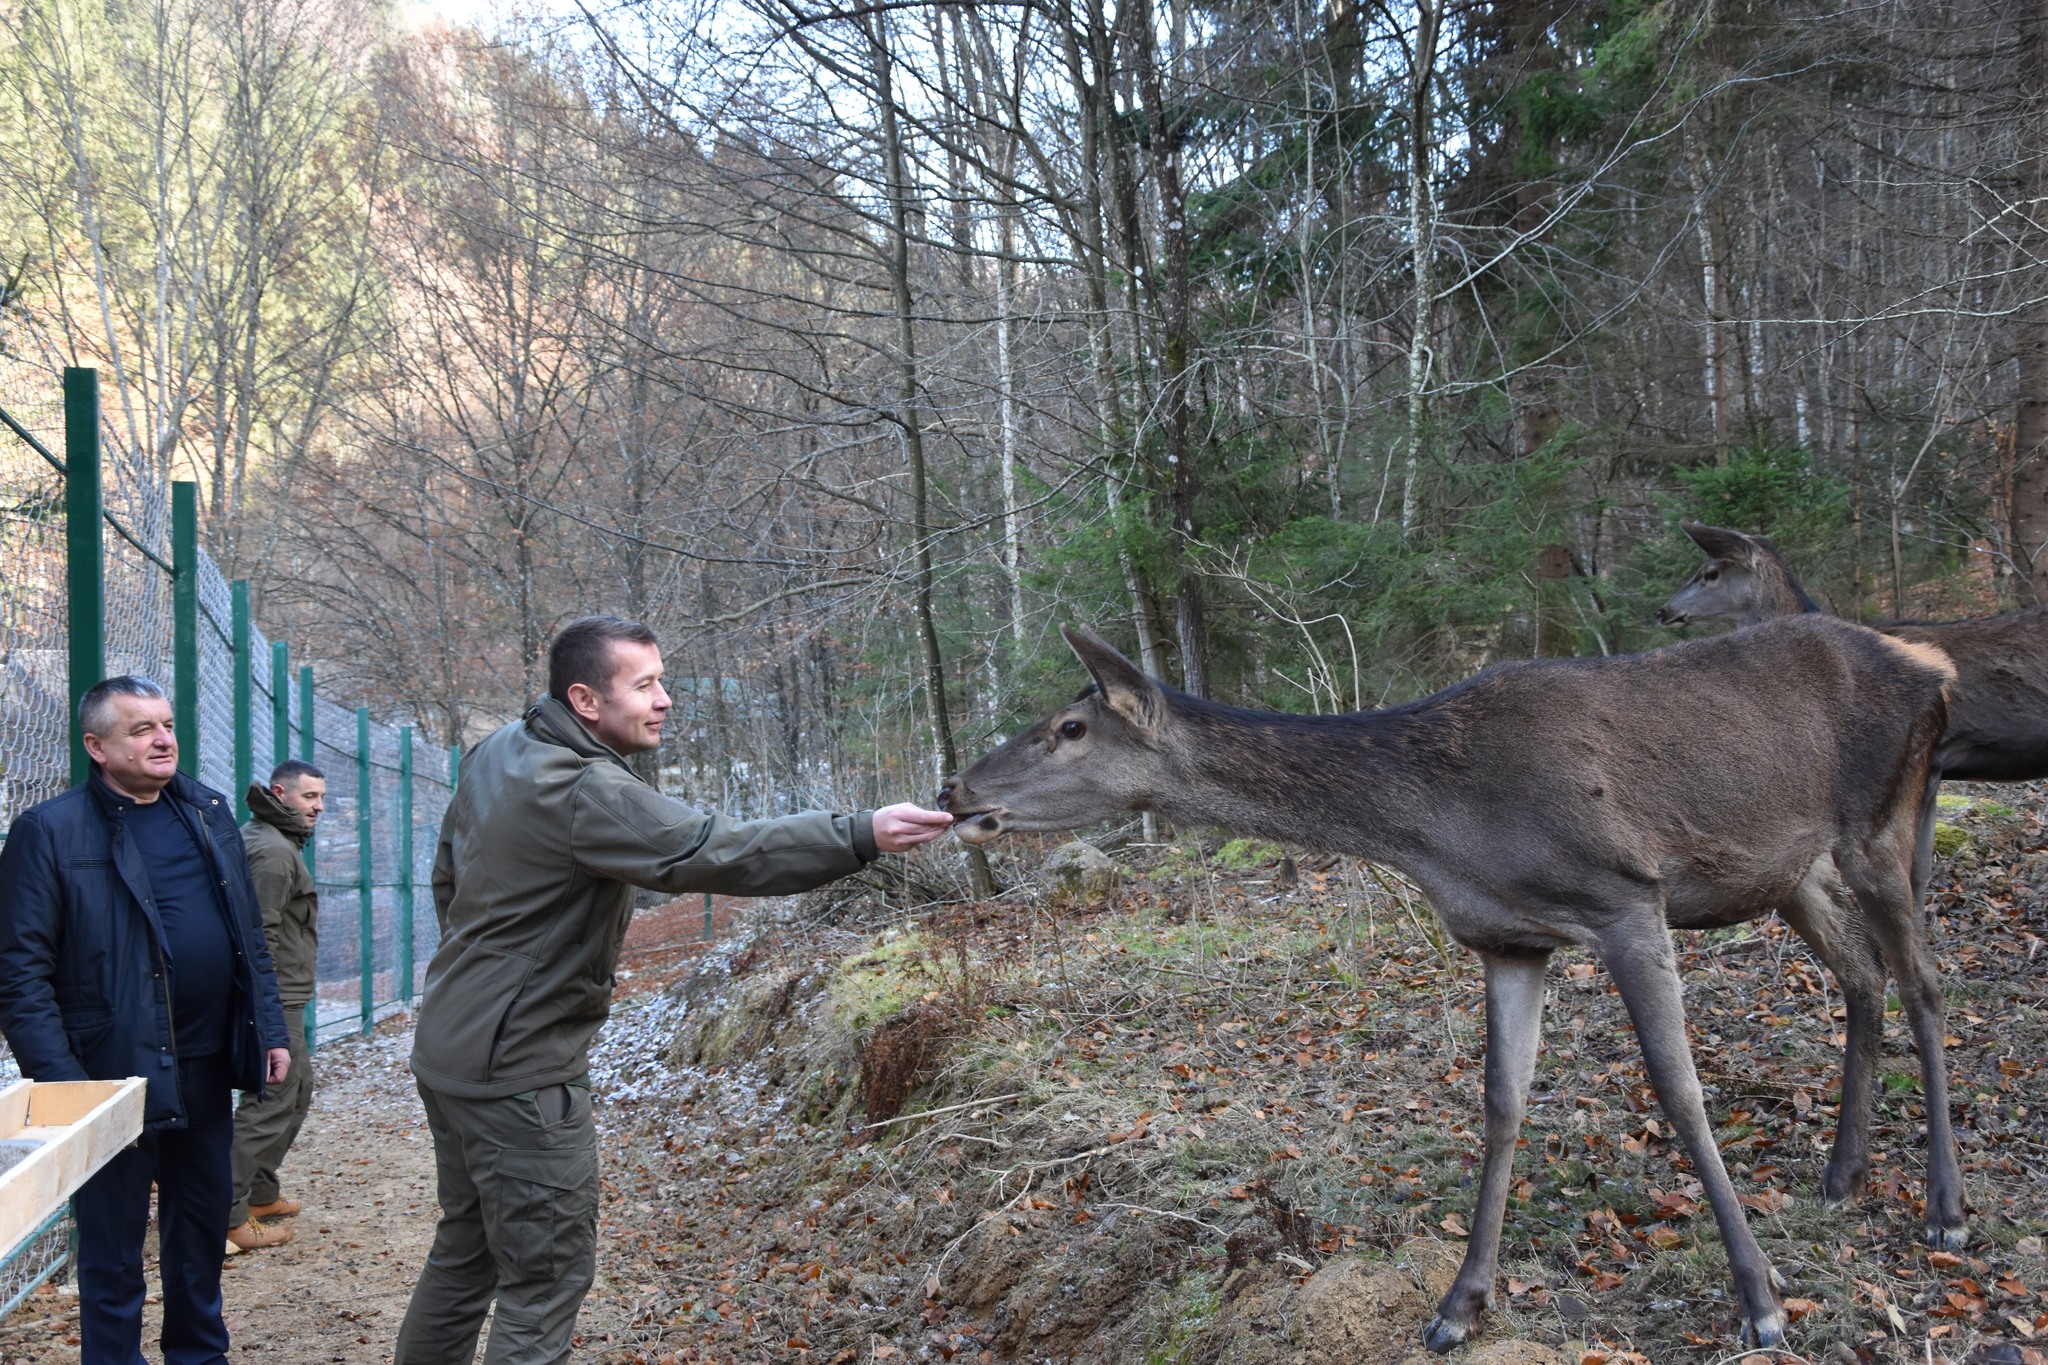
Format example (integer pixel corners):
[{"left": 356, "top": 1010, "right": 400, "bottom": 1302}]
[
  {"left": 410, "top": 696, "right": 878, "bottom": 1099},
  {"left": 241, "top": 785, "right": 319, "bottom": 1008}
]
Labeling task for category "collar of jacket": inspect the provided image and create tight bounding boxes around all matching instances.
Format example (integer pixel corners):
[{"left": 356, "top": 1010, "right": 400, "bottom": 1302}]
[
  {"left": 524, "top": 695, "right": 642, "bottom": 779},
  {"left": 86, "top": 765, "right": 221, "bottom": 820},
  {"left": 245, "top": 781, "right": 313, "bottom": 847}
]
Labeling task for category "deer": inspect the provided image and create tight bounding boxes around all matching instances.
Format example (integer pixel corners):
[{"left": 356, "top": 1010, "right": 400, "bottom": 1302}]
[
  {"left": 1659, "top": 521, "right": 2048, "bottom": 783},
  {"left": 938, "top": 619, "right": 1965, "bottom": 1354}
]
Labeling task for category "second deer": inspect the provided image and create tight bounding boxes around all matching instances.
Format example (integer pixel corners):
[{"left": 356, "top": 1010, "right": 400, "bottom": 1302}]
[
  {"left": 1659, "top": 521, "right": 2048, "bottom": 782},
  {"left": 941, "top": 618, "right": 1963, "bottom": 1353}
]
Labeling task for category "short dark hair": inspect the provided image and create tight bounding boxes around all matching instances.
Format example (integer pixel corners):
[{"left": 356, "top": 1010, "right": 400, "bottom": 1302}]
[
  {"left": 269, "top": 759, "right": 325, "bottom": 789},
  {"left": 78, "top": 675, "right": 168, "bottom": 737},
  {"left": 548, "top": 615, "right": 658, "bottom": 703}
]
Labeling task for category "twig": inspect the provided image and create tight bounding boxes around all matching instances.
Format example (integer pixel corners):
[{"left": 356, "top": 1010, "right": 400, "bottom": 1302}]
[
  {"left": 1092, "top": 1201, "right": 1229, "bottom": 1238},
  {"left": 1000, "top": 1138, "right": 1137, "bottom": 1175},
  {"left": 860, "top": 1091, "right": 1028, "bottom": 1134}
]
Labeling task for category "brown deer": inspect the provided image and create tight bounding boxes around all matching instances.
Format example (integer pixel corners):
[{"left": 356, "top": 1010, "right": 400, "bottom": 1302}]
[
  {"left": 940, "top": 619, "right": 1965, "bottom": 1353},
  {"left": 1659, "top": 521, "right": 2048, "bottom": 782}
]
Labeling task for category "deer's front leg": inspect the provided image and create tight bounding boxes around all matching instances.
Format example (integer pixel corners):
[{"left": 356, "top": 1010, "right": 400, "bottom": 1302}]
[
  {"left": 1424, "top": 950, "right": 1549, "bottom": 1354},
  {"left": 1601, "top": 925, "right": 1786, "bottom": 1349}
]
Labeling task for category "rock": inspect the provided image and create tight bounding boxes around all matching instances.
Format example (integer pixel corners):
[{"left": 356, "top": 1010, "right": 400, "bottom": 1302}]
[
  {"left": 1182, "top": 1242, "right": 1568, "bottom": 1365},
  {"left": 1293, "top": 1257, "right": 1432, "bottom": 1363},
  {"left": 1045, "top": 840, "right": 1119, "bottom": 898}
]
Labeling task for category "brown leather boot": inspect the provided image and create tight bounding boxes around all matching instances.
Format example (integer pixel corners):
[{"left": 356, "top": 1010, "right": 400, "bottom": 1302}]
[
  {"left": 226, "top": 1218, "right": 294, "bottom": 1253},
  {"left": 248, "top": 1198, "right": 302, "bottom": 1219}
]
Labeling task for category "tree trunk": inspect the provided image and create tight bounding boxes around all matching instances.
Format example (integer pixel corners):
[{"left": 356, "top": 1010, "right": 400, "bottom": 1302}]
[
  {"left": 869, "top": 16, "right": 994, "bottom": 897},
  {"left": 996, "top": 179, "right": 1026, "bottom": 647},
  {"left": 1401, "top": 0, "right": 1441, "bottom": 535},
  {"left": 1128, "top": 0, "right": 1207, "bottom": 696},
  {"left": 1685, "top": 132, "right": 1732, "bottom": 461},
  {"left": 1057, "top": 0, "right": 1168, "bottom": 679},
  {"left": 2013, "top": 0, "right": 2048, "bottom": 601}
]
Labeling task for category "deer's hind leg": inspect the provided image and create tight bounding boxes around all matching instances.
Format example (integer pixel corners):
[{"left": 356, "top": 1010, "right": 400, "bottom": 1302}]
[
  {"left": 1840, "top": 844, "right": 1966, "bottom": 1247},
  {"left": 1600, "top": 917, "right": 1786, "bottom": 1349},
  {"left": 1424, "top": 949, "right": 1550, "bottom": 1354},
  {"left": 1775, "top": 856, "right": 1887, "bottom": 1203}
]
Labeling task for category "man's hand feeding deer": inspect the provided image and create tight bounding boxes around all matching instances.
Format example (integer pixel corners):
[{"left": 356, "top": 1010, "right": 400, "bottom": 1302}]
[{"left": 941, "top": 621, "right": 1964, "bottom": 1352}]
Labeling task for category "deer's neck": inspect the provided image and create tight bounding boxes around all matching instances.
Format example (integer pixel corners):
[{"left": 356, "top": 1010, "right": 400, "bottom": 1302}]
[
  {"left": 1152, "top": 699, "right": 1427, "bottom": 863},
  {"left": 1750, "top": 554, "right": 1821, "bottom": 624}
]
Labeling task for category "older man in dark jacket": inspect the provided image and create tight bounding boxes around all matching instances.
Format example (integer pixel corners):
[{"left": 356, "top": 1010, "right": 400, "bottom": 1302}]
[{"left": 0, "top": 676, "right": 291, "bottom": 1365}]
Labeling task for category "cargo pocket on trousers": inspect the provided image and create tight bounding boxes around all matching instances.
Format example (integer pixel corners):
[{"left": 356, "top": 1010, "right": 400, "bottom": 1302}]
[{"left": 489, "top": 1145, "right": 599, "bottom": 1284}]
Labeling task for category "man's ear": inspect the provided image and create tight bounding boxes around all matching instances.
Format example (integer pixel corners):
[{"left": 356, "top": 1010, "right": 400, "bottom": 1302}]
[
  {"left": 1062, "top": 626, "right": 1165, "bottom": 734},
  {"left": 565, "top": 681, "right": 602, "bottom": 723},
  {"left": 1681, "top": 521, "right": 1762, "bottom": 565}
]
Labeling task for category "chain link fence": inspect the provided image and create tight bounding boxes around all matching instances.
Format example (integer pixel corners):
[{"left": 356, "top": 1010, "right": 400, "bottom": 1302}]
[
  {"left": 0, "top": 360, "right": 457, "bottom": 1310},
  {"left": 0, "top": 362, "right": 67, "bottom": 834},
  {"left": 0, "top": 359, "right": 454, "bottom": 1050}
]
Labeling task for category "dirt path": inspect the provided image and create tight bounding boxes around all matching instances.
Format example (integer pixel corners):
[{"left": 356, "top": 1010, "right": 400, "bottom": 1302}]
[
  {"left": 0, "top": 909, "right": 732, "bottom": 1365},
  {"left": 0, "top": 1024, "right": 437, "bottom": 1364}
]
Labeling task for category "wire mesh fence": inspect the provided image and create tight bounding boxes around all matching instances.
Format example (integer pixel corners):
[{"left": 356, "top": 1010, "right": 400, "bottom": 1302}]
[
  {"left": 0, "top": 1204, "right": 73, "bottom": 1320},
  {"left": 0, "top": 362, "right": 454, "bottom": 1054},
  {"left": 0, "top": 358, "right": 69, "bottom": 836},
  {"left": 0, "top": 361, "right": 456, "bottom": 1309}
]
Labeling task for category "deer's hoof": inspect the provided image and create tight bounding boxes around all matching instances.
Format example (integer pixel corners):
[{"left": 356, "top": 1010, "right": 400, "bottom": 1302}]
[
  {"left": 1421, "top": 1315, "right": 1471, "bottom": 1355},
  {"left": 1742, "top": 1308, "right": 1788, "bottom": 1349},
  {"left": 1924, "top": 1222, "right": 1968, "bottom": 1251}
]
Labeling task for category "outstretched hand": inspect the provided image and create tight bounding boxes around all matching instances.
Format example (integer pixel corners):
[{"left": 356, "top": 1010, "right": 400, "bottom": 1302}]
[{"left": 872, "top": 803, "right": 954, "bottom": 853}]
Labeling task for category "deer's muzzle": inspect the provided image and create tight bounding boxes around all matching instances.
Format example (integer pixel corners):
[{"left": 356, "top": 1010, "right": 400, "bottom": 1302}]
[{"left": 951, "top": 810, "right": 1004, "bottom": 845}]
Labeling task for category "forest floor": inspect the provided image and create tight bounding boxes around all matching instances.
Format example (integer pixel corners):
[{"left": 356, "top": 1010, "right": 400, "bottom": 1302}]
[{"left": 1, "top": 791, "right": 2044, "bottom": 1365}]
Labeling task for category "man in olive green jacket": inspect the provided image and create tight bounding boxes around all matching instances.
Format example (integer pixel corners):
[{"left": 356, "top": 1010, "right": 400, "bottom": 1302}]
[
  {"left": 228, "top": 759, "right": 326, "bottom": 1250},
  {"left": 396, "top": 616, "right": 953, "bottom": 1365}
]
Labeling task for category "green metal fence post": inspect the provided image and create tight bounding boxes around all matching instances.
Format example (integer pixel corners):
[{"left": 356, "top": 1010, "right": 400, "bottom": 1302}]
[
  {"left": 449, "top": 742, "right": 460, "bottom": 789},
  {"left": 298, "top": 665, "right": 314, "bottom": 763},
  {"left": 63, "top": 369, "right": 104, "bottom": 786},
  {"left": 704, "top": 892, "right": 713, "bottom": 941},
  {"left": 357, "top": 706, "right": 373, "bottom": 1035},
  {"left": 298, "top": 665, "right": 315, "bottom": 878},
  {"left": 271, "top": 640, "right": 290, "bottom": 770},
  {"left": 398, "top": 726, "right": 414, "bottom": 1006},
  {"left": 300, "top": 663, "right": 316, "bottom": 1057},
  {"left": 171, "top": 482, "right": 198, "bottom": 776},
  {"left": 232, "top": 580, "right": 252, "bottom": 821}
]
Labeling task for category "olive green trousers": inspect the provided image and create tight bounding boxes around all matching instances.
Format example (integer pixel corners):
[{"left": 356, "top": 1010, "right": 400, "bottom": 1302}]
[
  {"left": 228, "top": 1009, "right": 311, "bottom": 1227},
  {"left": 394, "top": 1078, "right": 598, "bottom": 1365}
]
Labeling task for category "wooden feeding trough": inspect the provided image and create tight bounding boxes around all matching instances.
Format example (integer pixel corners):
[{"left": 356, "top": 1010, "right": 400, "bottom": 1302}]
[{"left": 0, "top": 1078, "right": 145, "bottom": 1261}]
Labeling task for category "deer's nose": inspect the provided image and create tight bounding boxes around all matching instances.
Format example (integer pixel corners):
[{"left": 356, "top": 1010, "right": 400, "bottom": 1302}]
[{"left": 936, "top": 782, "right": 957, "bottom": 812}]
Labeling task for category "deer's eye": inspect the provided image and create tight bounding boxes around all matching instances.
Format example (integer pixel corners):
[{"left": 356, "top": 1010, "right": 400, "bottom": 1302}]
[
  {"left": 1702, "top": 568, "right": 1720, "bottom": 583},
  {"left": 1059, "top": 719, "right": 1087, "bottom": 741}
]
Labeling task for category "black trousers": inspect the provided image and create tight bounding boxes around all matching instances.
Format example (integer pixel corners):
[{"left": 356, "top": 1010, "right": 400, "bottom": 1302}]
[{"left": 75, "top": 1052, "right": 235, "bottom": 1365}]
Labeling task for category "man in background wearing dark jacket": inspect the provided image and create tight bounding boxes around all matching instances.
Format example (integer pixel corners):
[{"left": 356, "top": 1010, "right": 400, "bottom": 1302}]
[
  {"left": 0, "top": 676, "right": 291, "bottom": 1365},
  {"left": 226, "top": 758, "right": 326, "bottom": 1254},
  {"left": 395, "top": 616, "right": 955, "bottom": 1365}
]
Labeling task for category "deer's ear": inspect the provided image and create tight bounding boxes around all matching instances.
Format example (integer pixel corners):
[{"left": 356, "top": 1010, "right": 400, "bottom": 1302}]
[
  {"left": 1062, "top": 626, "right": 1163, "bottom": 733},
  {"left": 1682, "top": 521, "right": 1761, "bottom": 564}
]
